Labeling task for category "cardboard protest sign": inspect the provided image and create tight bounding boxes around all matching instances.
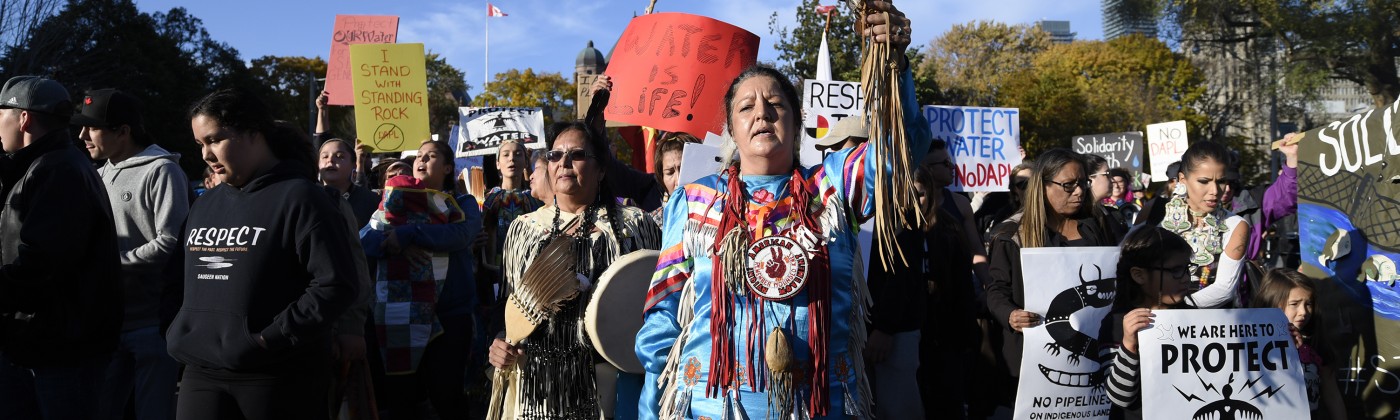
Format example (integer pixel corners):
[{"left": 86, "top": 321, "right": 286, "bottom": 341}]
[
  {"left": 350, "top": 43, "right": 429, "bottom": 152},
  {"left": 800, "top": 79, "right": 864, "bottom": 167},
  {"left": 1146, "top": 121, "right": 1189, "bottom": 182},
  {"left": 1139, "top": 309, "right": 1308, "bottom": 420},
  {"left": 1073, "top": 132, "right": 1144, "bottom": 175},
  {"left": 1295, "top": 98, "right": 1400, "bottom": 417},
  {"left": 603, "top": 13, "right": 760, "bottom": 137},
  {"left": 454, "top": 107, "right": 546, "bottom": 157},
  {"left": 326, "top": 15, "right": 398, "bottom": 106},
  {"left": 923, "top": 106, "right": 1022, "bottom": 192},
  {"left": 1014, "top": 247, "right": 1120, "bottom": 420}
]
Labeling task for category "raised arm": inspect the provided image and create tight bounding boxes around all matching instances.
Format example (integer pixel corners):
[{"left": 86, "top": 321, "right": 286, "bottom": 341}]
[{"left": 1185, "top": 218, "right": 1250, "bottom": 308}]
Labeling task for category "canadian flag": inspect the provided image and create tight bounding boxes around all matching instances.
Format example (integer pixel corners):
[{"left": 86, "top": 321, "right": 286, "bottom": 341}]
[{"left": 488, "top": 3, "right": 507, "bottom": 17}]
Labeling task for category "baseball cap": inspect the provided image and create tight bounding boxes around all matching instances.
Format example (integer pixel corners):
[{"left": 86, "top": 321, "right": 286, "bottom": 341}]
[
  {"left": 71, "top": 89, "right": 143, "bottom": 128},
  {"left": 0, "top": 76, "right": 72, "bottom": 116},
  {"left": 1166, "top": 161, "right": 1182, "bottom": 180},
  {"left": 816, "top": 117, "right": 867, "bottom": 152}
]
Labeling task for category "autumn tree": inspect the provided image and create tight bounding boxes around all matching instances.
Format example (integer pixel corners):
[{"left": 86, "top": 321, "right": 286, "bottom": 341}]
[
  {"left": 472, "top": 68, "right": 574, "bottom": 125},
  {"left": 250, "top": 55, "right": 335, "bottom": 136},
  {"left": 1154, "top": 0, "right": 1400, "bottom": 107},
  {"left": 1000, "top": 35, "right": 1209, "bottom": 154},
  {"left": 767, "top": 0, "right": 862, "bottom": 83},
  {"left": 425, "top": 52, "right": 469, "bottom": 135},
  {"left": 924, "top": 21, "right": 1051, "bottom": 107},
  {"left": 0, "top": 0, "right": 262, "bottom": 178}
]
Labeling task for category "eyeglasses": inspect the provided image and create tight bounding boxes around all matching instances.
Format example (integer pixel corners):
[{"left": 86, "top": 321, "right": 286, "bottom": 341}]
[
  {"left": 1044, "top": 178, "right": 1088, "bottom": 193},
  {"left": 1149, "top": 264, "right": 1192, "bottom": 280},
  {"left": 1088, "top": 172, "right": 1110, "bottom": 179},
  {"left": 545, "top": 149, "right": 596, "bottom": 163}
]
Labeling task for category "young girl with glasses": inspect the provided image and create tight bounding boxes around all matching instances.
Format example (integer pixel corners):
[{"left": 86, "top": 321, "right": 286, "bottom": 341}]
[{"left": 1105, "top": 226, "right": 1197, "bottom": 419}]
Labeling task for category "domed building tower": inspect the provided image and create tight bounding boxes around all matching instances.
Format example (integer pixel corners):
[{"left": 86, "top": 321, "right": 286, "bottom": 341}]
[{"left": 575, "top": 40, "right": 607, "bottom": 119}]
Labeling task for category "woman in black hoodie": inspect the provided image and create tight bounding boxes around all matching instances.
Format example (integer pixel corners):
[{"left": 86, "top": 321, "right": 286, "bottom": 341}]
[{"left": 165, "top": 89, "right": 361, "bottom": 420}]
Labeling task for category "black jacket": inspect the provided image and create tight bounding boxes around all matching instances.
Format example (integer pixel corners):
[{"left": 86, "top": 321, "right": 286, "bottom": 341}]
[
  {"left": 165, "top": 162, "right": 361, "bottom": 372},
  {"left": 0, "top": 130, "right": 122, "bottom": 367},
  {"left": 984, "top": 215, "right": 1104, "bottom": 376}
]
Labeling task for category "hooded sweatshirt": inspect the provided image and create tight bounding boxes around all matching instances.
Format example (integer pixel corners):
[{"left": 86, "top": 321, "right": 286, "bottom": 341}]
[
  {"left": 100, "top": 144, "right": 189, "bottom": 331},
  {"left": 166, "top": 162, "right": 360, "bottom": 372}
]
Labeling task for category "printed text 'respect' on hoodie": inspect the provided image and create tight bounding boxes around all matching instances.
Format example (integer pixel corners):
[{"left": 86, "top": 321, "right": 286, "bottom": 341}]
[{"left": 166, "top": 161, "right": 360, "bottom": 372}]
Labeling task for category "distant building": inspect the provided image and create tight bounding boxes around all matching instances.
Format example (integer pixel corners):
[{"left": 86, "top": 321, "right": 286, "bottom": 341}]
[
  {"left": 1102, "top": 0, "right": 1156, "bottom": 40},
  {"left": 1312, "top": 79, "right": 1376, "bottom": 124},
  {"left": 1036, "top": 20, "right": 1075, "bottom": 44},
  {"left": 575, "top": 40, "right": 607, "bottom": 120}
]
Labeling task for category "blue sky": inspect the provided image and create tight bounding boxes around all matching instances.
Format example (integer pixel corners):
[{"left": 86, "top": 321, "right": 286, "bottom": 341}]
[{"left": 133, "top": 0, "right": 1105, "bottom": 96}]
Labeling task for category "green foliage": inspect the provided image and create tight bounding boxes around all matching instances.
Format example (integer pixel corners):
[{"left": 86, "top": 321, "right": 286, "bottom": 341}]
[
  {"left": 249, "top": 52, "right": 467, "bottom": 142},
  {"left": 472, "top": 68, "right": 574, "bottom": 125},
  {"left": 250, "top": 55, "right": 336, "bottom": 137},
  {"left": 0, "top": 0, "right": 263, "bottom": 179},
  {"left": 768, "top": 0, "right": 862, "bottom": 83},
  {"left": 425, "top": 52, "right": 469, "bottom": 135},
  {"left": 924, "top": 21, "right": 1052, "bottom": 107},
  {"left": 998, "top": 35, "right": 1208, "bottom": 155}
]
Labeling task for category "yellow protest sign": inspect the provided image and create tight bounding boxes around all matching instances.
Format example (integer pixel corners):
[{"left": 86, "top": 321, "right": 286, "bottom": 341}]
[{"left": 350, "top": 43, "right": 429, "bottom": 152}]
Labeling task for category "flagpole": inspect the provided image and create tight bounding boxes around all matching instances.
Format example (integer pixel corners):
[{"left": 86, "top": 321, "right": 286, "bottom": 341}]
[{"left": 484, "top": 5, "right": 490, "bottom": 91}]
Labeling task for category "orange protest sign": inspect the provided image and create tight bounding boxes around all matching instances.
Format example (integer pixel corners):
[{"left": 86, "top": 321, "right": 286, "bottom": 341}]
[
  {"left": 326, "top": 15, "right": 399, "bottom": 106},
  {"left": 604, "top": 13, "right": 759, "bottom": 136}
]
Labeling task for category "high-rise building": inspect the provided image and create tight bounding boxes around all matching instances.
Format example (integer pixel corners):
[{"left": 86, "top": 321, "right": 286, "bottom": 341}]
[
  {"left": 1036, "top": 20, "right": 1076, "bottom": 44},
  {"left": 1102, "top": 0, "right": 1157, "bottom": 40}
]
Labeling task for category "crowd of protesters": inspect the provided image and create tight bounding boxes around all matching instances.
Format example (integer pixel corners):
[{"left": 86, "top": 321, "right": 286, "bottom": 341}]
[{"left": 0, "top": 3, "right": 1331, "bottom": 419}]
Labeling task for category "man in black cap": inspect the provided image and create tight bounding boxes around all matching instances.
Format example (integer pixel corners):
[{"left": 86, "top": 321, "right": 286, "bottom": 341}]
[
  {"left": 0, "top": 76, "right": 122, "bottom": 418},
  {"left": 74, "top": 89, "right": 186, "bottom": 420}
]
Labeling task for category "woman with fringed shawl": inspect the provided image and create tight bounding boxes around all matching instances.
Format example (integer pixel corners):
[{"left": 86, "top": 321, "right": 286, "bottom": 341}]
[
  {"left": 635, "top": 3, "right": 926, "bottom": 417},
  {"left": 487, "top": 121, "right": 661, "bottom": 419}
]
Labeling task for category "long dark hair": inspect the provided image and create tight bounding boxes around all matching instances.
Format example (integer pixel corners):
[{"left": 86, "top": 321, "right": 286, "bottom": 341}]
[
  {"left": 1251, "top": 269, "right": 1318, "bottom": 334},
  {"left": 1178, "top": 141, "right": 1232, "bottom": 180},
  {"left": 1113, "top": 226, "right": 1193, "bottom": 313},
  {"left": 1018, "top": 149, "right": 1086, "bottom": 248},
  {"left": 188, "top": 89, "right": 316, "bottom": 179},
  {"left": 419, "top": 139, "right": 456, "bottom": 192},
  {"left": 546, "top": 121, "right": 622, "bottom": 228}
]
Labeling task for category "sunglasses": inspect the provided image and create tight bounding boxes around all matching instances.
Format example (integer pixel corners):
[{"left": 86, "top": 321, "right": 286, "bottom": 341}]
[
  {"left": 544, "top": 149, "right": 596, "bottom": 163},
  {"left": 1012, "top": 178, "right": 1029, "bottom": 190},
  {"left": 1044, "top": 178, "right": 1089, "bottom": 193}
]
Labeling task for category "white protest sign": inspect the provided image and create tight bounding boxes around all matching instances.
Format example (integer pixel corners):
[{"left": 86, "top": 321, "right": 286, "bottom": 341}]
[
  {"left": 1014, "top": 247, "right": 1120, "bottom": 420},
  {"left": 677, "top": 142, "right": 724, "bottom": 188},
  {"left": 800, "top": 79, "right": 864, "bottom": 167},
  {"left": 1140, "top": 309, "right": 1308, "bottom": 420},
  {"left": 1146, "top": 120, "right": 1189, "bottom": 182},
  {"left": 455, "top": 107, "right": 546, "bottom": 157},
  {"left": 923, "top": 106, "right": 1022, "bottom": 192}
]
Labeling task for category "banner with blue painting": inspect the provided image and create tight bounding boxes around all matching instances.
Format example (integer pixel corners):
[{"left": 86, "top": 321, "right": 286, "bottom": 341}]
[{"left": 1295, "top": 97, "right": 1400, "bottom": 418}]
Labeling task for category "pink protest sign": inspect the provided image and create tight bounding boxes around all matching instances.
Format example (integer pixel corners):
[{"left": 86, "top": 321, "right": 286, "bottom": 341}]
[{"left": 325, "top": 15, "right": 399, "bottom": 106}]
